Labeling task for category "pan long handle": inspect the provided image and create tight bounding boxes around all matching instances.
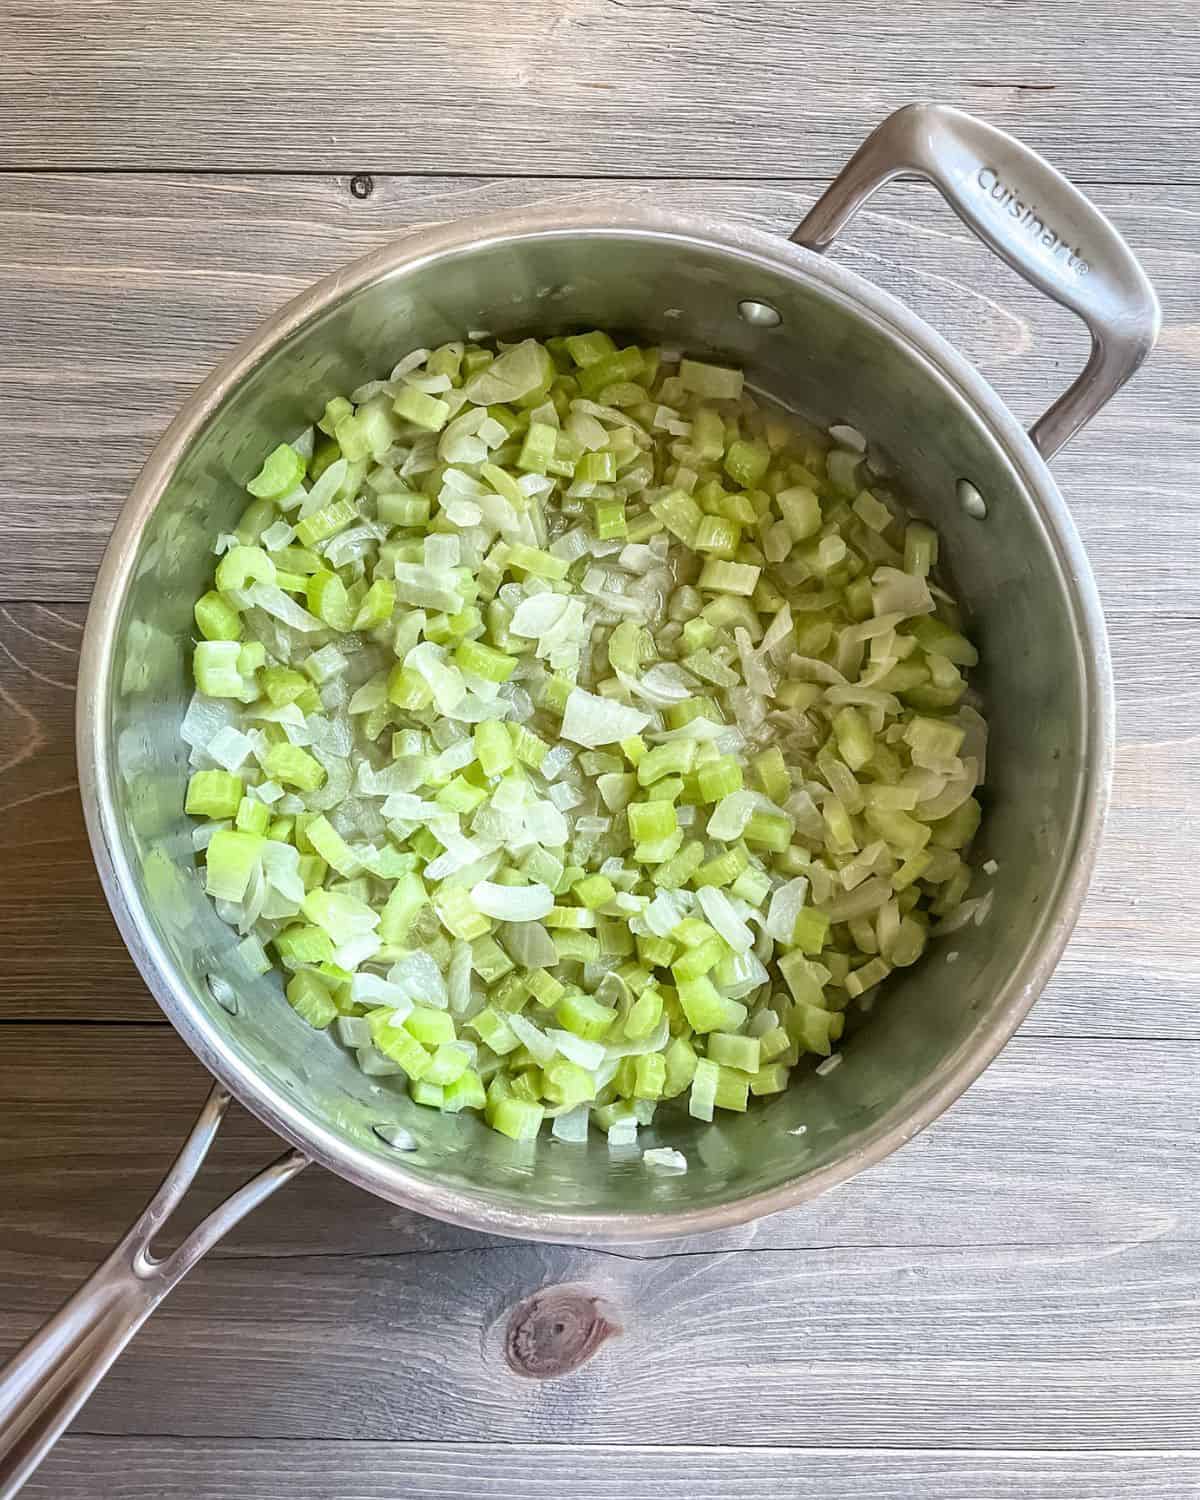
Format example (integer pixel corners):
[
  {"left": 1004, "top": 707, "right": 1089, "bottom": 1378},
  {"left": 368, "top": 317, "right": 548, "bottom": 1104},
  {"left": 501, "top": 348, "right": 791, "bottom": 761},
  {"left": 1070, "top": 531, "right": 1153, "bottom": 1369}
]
[
  {"left": 792, "top": 103, "right": 1160, "bottom": 460},
  {"left": 0, "top": 1085, "right": 308, "bottom": 1499}
]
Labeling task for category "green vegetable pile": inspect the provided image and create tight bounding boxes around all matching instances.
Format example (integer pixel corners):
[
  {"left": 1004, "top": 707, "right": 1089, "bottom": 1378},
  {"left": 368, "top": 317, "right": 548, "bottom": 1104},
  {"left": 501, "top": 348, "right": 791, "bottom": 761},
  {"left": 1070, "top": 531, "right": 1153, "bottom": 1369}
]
[{"left": 182, "top": 331, "right": 987, "bottom": 1160}]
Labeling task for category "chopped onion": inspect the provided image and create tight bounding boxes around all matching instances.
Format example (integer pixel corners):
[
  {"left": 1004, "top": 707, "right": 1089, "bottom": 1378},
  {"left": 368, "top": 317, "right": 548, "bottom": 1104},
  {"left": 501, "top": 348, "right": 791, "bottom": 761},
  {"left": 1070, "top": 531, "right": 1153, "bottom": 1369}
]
[
  {"left": 561, "top": 688, "right": 650, "bottom": 748},
  {"left": 766, "top": 877, "right": 809, "bottom": 942},
  {"left": 470, "top": 881, "right": 554, "bottom": 922},
  {"left": 182, "top": 332, "right": 986, "bottom": 1154}
]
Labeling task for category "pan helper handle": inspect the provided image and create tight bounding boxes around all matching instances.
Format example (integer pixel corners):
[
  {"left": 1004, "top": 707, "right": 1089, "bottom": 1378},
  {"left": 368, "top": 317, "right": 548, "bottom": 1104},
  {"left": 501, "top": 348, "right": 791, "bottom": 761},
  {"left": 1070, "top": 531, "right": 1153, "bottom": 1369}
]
[
  {"left": 0, "top": 1086, "right": 308, "bottom": 1499},
  {"left": 792, "top": 103, "right": 1160, "bottom": 460}
]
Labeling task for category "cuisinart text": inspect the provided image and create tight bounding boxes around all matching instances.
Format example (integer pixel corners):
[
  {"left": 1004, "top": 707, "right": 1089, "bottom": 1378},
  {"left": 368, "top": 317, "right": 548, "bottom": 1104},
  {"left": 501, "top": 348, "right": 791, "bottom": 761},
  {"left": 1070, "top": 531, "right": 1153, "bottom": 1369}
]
[{"left": 975, "top": 166, "right": 1090, "bottom": 275}]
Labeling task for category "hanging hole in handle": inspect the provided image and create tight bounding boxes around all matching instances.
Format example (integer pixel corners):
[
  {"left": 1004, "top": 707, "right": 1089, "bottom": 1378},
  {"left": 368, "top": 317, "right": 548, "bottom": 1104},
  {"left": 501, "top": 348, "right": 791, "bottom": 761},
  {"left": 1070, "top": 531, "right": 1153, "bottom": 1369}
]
[{"left": 957, "top": 479, "right": 988, "bottom": 520}]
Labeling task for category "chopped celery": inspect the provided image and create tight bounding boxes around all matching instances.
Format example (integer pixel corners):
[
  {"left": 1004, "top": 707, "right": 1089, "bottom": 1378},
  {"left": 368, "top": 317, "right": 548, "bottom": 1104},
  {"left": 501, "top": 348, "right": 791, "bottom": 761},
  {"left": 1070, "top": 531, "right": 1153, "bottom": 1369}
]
[
  {"left": 394, "top": 385, "right": 451, "bottom": 431},
  {"left": 490, "top": 1097, "right": 545, "bottom": 1141},
  {"left": 697, "top": 559, "right": 760, "bottom": 595},
  {"left": 287, "top": 972, "right": 337, "bottom": 1029},
  {"left": 708, "top": 1033, "right": 761, "bottom": 1072},
  {"left": 296, "top": 499, "right": 357, "bottom": 550},
  {"left": 262, "top": 744, "right": 326, "bottom": 793},
  {"left": 182, "top": 331, "right": 984, "bottom": 1148},
  {"left": 193, "top": 640, "right": 246, "bottom": 698},
  {"left": 247, "top": 443, "right": 305, "bottom": 500},
  {"left": 679, "top": 359, "right": 744, "bottom": 401},
  {"left": 205, "top": 830, "right": 264, "bottom": 901},
  {"left": 186, "top": 770, "right": 243, "bottom": 820},
  {"left": 194, "top": 590, "right": 242, "bottom": 641}
]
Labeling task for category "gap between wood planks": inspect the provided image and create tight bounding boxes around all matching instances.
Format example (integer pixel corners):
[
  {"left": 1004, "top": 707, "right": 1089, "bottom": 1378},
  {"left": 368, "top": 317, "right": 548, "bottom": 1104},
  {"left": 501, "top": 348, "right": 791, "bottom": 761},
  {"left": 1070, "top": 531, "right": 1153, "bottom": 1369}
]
[{"left": 0, "top": 168, "right": 1190, "bottom": 185}]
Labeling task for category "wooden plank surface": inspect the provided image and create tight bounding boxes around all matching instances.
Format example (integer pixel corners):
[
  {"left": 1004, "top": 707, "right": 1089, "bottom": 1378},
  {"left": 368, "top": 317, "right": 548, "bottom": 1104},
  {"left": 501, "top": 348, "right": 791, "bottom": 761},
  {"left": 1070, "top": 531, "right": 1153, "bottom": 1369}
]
[
  {"left": 1, "top": 174, "right": 1196, "bottom": 603},
  {"left": 27, "top": 1439, "right": 1200, "bottom": 1500},
  {"left": 5, "top": 1229, "right": 1200, "bottom": 1448},
  {"left": 2, "top": 6, "right": 1200, "bottom": 1497},
  {"left": 4, "top": 1027, "right": 1198, "bottom": 1264},
  {"left": 1, "top": 2, "right": 1198, "bottom": 181}
]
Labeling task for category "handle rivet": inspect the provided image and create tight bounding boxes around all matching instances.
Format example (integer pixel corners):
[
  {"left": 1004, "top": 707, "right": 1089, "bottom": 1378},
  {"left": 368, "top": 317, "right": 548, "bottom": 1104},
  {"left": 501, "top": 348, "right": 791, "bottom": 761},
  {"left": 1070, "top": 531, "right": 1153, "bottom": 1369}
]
[
  {"left": 957, "top": 479, "right": 988, "bottom": 519},
  {"left": 738, "top": 299, "right": 782, "bottom": 328},
  {"left": 373, "top": 1123, "right": 417, "bottom": 1151},
  {"left": 206, "top": 973, "right": 239, "bottom": 1015}
]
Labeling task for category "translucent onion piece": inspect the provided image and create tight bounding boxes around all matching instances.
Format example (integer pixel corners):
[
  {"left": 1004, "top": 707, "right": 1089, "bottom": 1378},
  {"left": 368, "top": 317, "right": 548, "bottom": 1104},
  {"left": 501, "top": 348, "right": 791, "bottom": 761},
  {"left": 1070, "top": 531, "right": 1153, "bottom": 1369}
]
[
  {"left": 471, "top": 880, "right": 554, "bottom": 922},
  {"left": 561, "top": 688, "right": 651, "bottom": 749}
]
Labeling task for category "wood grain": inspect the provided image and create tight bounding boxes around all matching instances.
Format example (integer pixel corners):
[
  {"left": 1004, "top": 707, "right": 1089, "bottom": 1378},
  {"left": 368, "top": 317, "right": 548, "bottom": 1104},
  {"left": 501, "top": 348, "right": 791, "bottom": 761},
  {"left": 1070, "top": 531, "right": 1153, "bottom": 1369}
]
[
  {"left": 1, "top": 20, "right": 1198, "bottom": 1489},
  {"left": 2, "top": 601, "right": 1194, "bottom": 1034},
  {"left": 3, "top": 1224, "right": 1200, "bottom": 1446},
  {"left": 1, "top": 1026, "right": 1197, "bottom": 1263},
  {"left": 0, "top": 605, "right": 145, "bottom": 1020},
  {"left": 1, "top": 175, "right": 1195, "bottom": 603},
  {"left": 24, "top": 1439, "right": 1200, "bottom": 1500},
  {"left": 2, "top": 2, "right": 1199, "bottom": 180}
]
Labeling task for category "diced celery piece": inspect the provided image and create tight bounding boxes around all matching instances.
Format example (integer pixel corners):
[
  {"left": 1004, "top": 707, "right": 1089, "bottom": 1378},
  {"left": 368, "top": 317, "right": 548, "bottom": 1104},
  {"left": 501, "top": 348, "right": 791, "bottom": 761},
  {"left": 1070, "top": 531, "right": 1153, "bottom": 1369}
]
[
  {"left": 696, "top": 755, "right": 743, "bottom": 802},
  {"left": 455, "top": 639, "right": 516, "bottom": 681},
  {"left": 693, "top": 845, "right": 749, "bottom": 888},
  {"left": 306, "top": 568, "right": 355, "bottom": 630},
  {"left": 565, "top": 330, "right": 618, "bottom": 367},
  {"left": 434, "top": 886, "right": 491, "bottom": 941},
  {"left": 573, "top": 873, "right": 616, "bottom": 909},
  {"left": 186, "top": 770, "right": 243, "bottom": 819},
  {"left": 627, "top": 801, "right": 677, "bottom": 844},
  {"left": 556, "top": 991, "right": 616, "bottom": 1041},
  {"left": 697, "top": 559, "right": 760, "bottom": 595},
  {"left": 305, "top": 814, "right": 362, "bottom": 878},
  {"left": 471, "top": 718, "right": 512, "bottom": 776},
  {"left": 543, "top": 1057, "right": 597, "bottom": 1108},
  {"left": 834, "top": 706, "right": 875, "bottom": 772},
  {"left": 677, "top": 975, "right": 731, "bottom": 1033},
  {"left": 287, "top": 972, "right": 337, "bottom": 1029},
  {"left": 708, "top": 1032, "right": 761, "bottom": 1072},
  {"left": 193, "top": 641, "right": 246, "bottom": 698},
  {"left": 749, "top": 1062, "right": 790, "bottom": 1096},
  {"left": 204, "top": 830, "right": 264, "bottom": 901},
  {"left": 194, "top": 590, "right": 242, "bottom": 641},
  {"left": 714, "top": 1066, "right": 750, "bottom": 1112},
  {"left": 787, "top": 1002, "right": 838, "bottom": 1056},
  {"left": 354, "top": 578, "right": 396, "bottom": 630},
  {"left": 490, "top": 1097, "right": 545, "bottom": 1141},
  {"left": 679, "top": 359, "right": 744, "bottom": 401},
  {"left": 263, "top": 744, "right": 326, "bottom": 793},
  {"left": 791, "top": 907, "right": 831, "bottom": 955},
  {"left": 723, "top": 439, "right": 770, "bottom": 488},
  {"left": 689, "top": 1057, "right": 720, "bottom": 1121},
  {"left": 296, "top": 499, "right": 357, "bottom": 549},
  {"left": 379, "top": 872, "right": 427, "bottom": 946},
  {"left": 637, "top": 741, "right": 698, "bottom": 787},
  {"left": 624, "top": 986, "right": 664, "bottom": 1040},
  {"left": 248, "top": 443, "right": 305, "bottom": 499},
  {"left": 443, "top": 1068, "right": 487, "bottom": 1112},
  {"left": 469, "top": 1006, "right": 520, "bottom": 1055},
  {"left": 369, "top": 1012, "right": 432, "bottom": 1076},
  {"left": 275, "top": 925, "right": 334, "bottom": 967},
  {"left": 394, "top": 385, "right": 451, "bottom": 431},
  {"left": 235, "top": 796, "right": 270, "bottom": 836},
  {"left": 405, "top": 1005, "right": 457, "bottom": 1047}
]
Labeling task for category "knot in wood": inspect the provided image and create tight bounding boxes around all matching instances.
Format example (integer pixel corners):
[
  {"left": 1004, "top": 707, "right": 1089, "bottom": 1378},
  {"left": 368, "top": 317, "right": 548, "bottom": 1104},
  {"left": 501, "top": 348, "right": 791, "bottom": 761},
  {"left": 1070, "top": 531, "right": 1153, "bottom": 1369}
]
[{"left": 504, "top": 1284, "right": 621, "bottom": 1379}]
